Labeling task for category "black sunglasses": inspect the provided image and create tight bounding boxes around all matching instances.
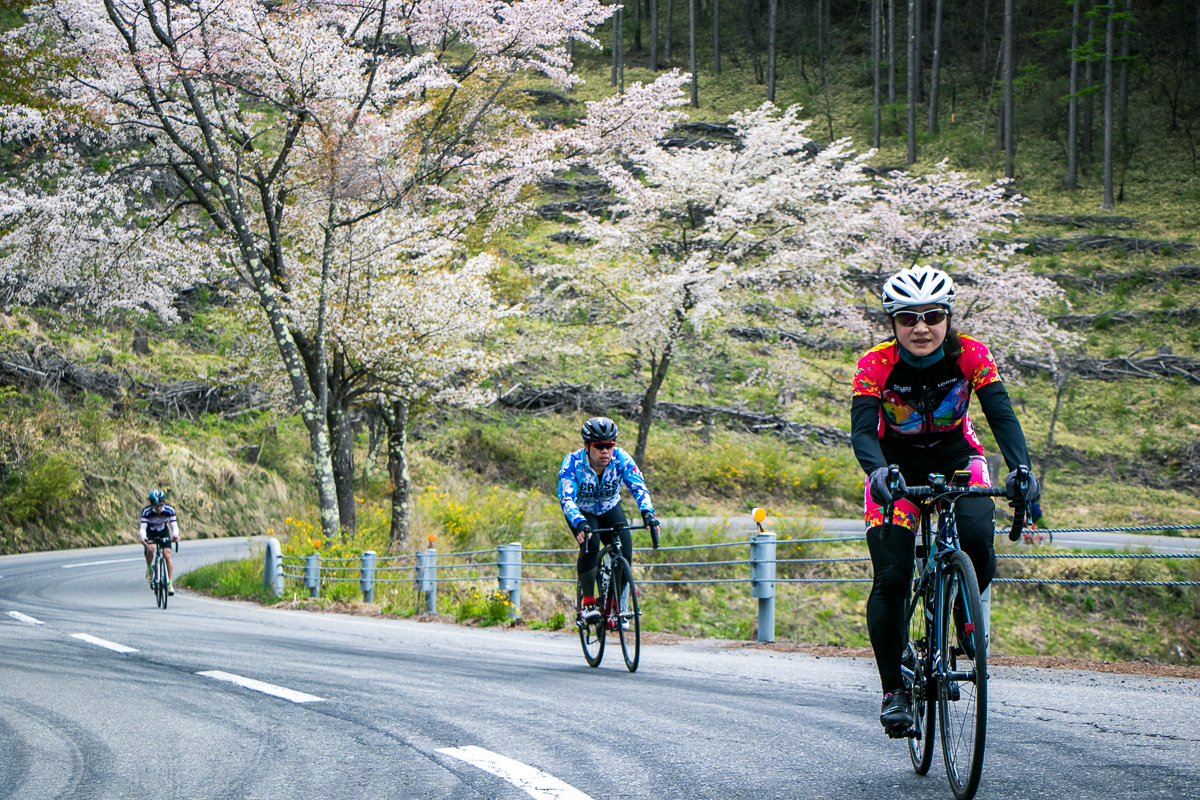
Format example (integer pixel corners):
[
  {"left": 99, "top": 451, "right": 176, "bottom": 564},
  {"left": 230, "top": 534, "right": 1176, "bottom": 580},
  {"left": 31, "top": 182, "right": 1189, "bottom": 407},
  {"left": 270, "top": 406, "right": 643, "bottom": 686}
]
[
  {"left": 589, "top": 442, "right": 616, "bottom": 451},
  {"left": 893, "top": 309, "right": 948, "bottom": 328}
]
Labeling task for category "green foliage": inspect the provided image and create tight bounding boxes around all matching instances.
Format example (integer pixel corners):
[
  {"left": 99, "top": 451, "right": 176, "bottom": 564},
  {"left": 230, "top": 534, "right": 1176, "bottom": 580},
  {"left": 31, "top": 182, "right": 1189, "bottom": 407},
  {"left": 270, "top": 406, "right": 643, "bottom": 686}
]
[
  {"left": 450, "top": 587, "right": 517, "bottom": 627},
  {"left": 2, "top": 452, "right": 83, "bottom": 521},
  {"left": 179, "top": 552, "right": 275, "bottom": 602}
]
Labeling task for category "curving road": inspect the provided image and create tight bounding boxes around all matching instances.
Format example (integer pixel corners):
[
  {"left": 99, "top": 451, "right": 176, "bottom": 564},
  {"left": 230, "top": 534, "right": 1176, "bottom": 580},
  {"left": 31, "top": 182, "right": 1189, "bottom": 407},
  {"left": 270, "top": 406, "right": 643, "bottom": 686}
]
[{"left": 1, "top": 539, "right": 1198, "bottom": 799}]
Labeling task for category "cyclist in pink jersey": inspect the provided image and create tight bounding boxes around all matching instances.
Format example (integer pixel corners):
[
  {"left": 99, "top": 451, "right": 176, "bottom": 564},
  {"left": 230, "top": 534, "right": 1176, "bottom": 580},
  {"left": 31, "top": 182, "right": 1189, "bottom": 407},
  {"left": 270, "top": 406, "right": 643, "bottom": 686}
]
[{"left": 851, "top": 265, "right": 1040, "bottom": 736}]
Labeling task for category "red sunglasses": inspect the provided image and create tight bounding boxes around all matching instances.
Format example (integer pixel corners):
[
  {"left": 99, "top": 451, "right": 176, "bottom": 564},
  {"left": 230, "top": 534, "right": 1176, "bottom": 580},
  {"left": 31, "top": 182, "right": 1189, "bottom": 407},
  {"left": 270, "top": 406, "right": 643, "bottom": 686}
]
[{"left": 589, "top": 442, "right": 616, "bottom": 451}]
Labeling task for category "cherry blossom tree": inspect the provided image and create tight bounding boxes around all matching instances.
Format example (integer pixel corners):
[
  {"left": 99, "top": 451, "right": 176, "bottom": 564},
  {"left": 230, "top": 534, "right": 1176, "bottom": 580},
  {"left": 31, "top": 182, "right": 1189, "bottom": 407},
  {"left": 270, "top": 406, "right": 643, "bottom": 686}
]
[
  {"left": 0, "top": 0, "right": 688, "bottom": 539},
  {"left": 550, "top": 104, "right": 873, "bottom": 463}
]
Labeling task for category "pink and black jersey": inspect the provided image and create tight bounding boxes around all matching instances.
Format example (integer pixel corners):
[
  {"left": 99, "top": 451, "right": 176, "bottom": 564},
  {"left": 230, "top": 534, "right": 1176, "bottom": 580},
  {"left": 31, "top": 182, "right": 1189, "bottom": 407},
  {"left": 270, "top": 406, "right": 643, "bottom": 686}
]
[{"left": 852, "top": 335, "right": 1008, "bottom": 472}]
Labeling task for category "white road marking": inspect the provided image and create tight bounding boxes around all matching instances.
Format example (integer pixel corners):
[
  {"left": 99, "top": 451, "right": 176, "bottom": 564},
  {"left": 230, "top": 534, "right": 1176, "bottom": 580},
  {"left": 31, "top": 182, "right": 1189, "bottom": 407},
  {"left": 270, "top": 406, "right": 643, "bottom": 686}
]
[
  {"left": 6, "top": 610, "right": 44, "bottom": 625},
  {"left": 70, "top": 633, "right": 137, "bottom": 653},
  {"left": 196, "top": 670, "right": 324, "bottom": 704},
  {"left": 437, "top": 746, "right": 595, "bottom": 800},
  {"left": 62, "top": 558, "right": 143, "bottom": 569}
]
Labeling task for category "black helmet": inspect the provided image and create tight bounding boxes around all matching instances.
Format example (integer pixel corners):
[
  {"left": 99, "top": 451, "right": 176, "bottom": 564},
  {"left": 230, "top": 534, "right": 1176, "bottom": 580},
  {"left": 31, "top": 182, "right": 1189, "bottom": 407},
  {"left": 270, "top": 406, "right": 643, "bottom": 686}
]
[
  {"left": 148, "top": 488, "right": 166, "bottom": 505},
  {"left": 581, "top": 417, "right": 619, "bottom": 443}
]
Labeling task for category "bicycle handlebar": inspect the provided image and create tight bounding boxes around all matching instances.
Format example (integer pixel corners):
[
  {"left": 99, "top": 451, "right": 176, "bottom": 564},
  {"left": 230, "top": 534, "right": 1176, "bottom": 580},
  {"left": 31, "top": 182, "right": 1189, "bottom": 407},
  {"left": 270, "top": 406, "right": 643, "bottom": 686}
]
[{"left": 880, "top": 464, "right": 1028, "bottom": 543}]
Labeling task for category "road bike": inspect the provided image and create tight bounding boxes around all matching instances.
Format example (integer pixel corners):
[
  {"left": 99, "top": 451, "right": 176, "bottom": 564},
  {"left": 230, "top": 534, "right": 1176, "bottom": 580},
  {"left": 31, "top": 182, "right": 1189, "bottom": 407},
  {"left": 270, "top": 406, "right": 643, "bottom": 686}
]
[
  {"left": 576, "top": 522, "right": 657, "bottom": 672},
  {"left": 149, "top": 537, "right": 177, "bottom": 609},
  {"left": 881, "top": 465, "right": 1029, "bottom": 800}
]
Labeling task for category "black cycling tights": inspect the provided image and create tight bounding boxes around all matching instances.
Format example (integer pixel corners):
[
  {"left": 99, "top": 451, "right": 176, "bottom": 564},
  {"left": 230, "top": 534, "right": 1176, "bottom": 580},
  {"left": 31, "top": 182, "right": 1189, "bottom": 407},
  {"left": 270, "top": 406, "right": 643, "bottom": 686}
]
[
  {"left": 866, "top": 495, "right": 996, "bottom": 693},
  {"left": 574, "top": 506, "right": 632, "bottom": 598}
]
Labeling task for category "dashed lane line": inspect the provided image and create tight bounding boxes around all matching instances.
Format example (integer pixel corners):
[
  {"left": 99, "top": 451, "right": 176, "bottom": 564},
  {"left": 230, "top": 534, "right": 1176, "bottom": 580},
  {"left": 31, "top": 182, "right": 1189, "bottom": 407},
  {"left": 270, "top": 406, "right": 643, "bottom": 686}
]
[
  {"left": 6, "top": 610, "right": 44, "bottom": 625},
  {"left": 70, "top": 633, "right": 138, "bottom": 653},
  {"left": 62, "top": 557, "right": 144, "bottom": 569},
  {"left": 196, "top": 670, "right": 325, "bottom": 704},
  {"left": 438, "top": 746, "right": 595, "bottom": 800}
]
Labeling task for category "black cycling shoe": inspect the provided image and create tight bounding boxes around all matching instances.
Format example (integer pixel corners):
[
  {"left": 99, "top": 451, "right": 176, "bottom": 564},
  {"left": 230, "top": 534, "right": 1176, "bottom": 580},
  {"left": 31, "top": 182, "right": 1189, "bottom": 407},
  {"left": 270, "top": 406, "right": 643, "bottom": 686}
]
[{"left": 880, "top": 691, "right": 913, "bottom": 737}]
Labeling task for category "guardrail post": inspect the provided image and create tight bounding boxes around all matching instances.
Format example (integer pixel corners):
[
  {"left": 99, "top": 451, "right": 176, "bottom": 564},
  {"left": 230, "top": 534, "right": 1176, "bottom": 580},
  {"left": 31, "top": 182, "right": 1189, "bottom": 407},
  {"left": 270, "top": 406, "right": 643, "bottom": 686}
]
[
  {"left": 497, "top": 542, "right": 522, "bottom": 619},
  {"left": 750, "top": 531, "right": 777, "bottom": 643},
  {"left": 416, "top": 548, "right": 437, "bottom": 614},
  {"left": 304, "top": 552, "right": 321, "bottom": 598},
  {"left": 360, "top": 550, "right": 377, "bottom": 603},
  {"left": 263, "top": 537, "right": 283, "bottom": 596}
]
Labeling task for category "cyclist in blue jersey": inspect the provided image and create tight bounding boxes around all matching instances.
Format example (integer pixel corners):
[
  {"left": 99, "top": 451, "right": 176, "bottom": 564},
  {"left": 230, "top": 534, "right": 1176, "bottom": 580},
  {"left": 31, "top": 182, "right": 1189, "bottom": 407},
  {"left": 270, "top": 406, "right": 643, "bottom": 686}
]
[
  {"left": 559, "top": 417, "right": 661, "bottom": 623},
  {"left": 140, "top": 489, "right": 180, "bottom": 595}
]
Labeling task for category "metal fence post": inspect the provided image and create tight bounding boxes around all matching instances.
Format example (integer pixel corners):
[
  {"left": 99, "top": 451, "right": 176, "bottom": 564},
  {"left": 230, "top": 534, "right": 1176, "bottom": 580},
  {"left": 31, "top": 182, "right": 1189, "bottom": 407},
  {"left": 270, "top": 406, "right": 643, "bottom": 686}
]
[
  {"left": 360, "top": 550, "right": 377, "bottom": 603},
  {"left": 305, "top": 552, "right": 321, "bottom": 598},
  {"left": 263, "top": 537, "right": 283, "bottom": 596},
  {"left": 750, "top": 531, "right": 777, "bottom": 643},
  {"left": 497, "top": 542, "right": 522, "bottom": 619},
  {"left": 416, "top": 548, "right": 437, "bottom": 614}
]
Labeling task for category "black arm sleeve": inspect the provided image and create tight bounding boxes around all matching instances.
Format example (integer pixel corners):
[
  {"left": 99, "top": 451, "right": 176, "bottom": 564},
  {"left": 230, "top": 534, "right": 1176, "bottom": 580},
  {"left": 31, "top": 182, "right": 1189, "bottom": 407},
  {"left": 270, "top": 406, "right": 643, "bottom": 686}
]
[
  {"left": 976, "top": 382, "right": 1032, "bottom": 473},
  {"left": 851, "top": 395, "right": 889, "bottom": 475}
]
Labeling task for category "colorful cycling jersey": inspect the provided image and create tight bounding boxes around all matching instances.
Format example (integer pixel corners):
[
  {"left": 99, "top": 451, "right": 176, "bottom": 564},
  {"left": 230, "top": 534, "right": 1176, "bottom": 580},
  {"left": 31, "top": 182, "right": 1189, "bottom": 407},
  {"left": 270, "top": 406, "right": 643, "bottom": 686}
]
[
  {"left": 852, "top": 335, "right": 1001, "bottom": 466},
  {"left": 140, "top": 504, "right": 178, "bottom": 538},
  {"left": 558, "top": 447, "right": 654, "bottom": 529}
]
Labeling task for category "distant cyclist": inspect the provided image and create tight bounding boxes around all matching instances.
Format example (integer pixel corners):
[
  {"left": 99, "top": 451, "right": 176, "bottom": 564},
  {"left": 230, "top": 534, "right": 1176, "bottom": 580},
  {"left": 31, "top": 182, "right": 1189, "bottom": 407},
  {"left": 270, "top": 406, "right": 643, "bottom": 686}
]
[
  {"left": 851, "top": 265, "right": 1040, "bottom": 737},
  {"left": 140, "top": 489, "right": 180, "bottom": 596},
  {"left": 558, "top": 417, "right": 661, "bottom": 623}
]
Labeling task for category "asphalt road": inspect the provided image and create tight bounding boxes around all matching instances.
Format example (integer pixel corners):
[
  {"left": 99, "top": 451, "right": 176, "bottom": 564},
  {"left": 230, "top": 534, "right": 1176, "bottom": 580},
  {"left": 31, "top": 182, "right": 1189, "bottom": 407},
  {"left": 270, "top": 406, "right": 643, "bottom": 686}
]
[{"left": 2, "top": 539, "right": 1198, "bottom": 799}]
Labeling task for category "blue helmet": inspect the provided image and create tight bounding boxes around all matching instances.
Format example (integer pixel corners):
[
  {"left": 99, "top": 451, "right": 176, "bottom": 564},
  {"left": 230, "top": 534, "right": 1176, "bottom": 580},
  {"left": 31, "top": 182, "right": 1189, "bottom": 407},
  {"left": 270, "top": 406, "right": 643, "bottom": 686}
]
[{"left": 148, "top": 489, "right": 166, "bottom": 505}]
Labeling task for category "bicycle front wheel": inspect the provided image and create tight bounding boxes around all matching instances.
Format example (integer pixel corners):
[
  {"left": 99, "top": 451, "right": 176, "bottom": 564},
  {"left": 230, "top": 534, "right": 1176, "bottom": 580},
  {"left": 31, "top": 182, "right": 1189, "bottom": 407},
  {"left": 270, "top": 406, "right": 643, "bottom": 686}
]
[
  {"left": 154, "top": 556, "right": 168, "bottom": 609},
  {"left": 613, "top": 558, "right": 640, "bottom": 672},
  {"left": 938, "top": 550, "right": 987, "bottom": 800},
  {"left": 576, "top": 583, "right": 604, "bottom": 668},
  {"left": 905, "top": 585, "right": 935, "bottom": 775}
]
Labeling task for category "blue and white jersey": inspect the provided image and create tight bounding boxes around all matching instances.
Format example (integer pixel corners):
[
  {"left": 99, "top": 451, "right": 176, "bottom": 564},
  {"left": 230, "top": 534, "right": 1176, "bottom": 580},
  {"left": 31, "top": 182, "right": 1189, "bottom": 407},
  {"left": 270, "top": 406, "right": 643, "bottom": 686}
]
[
  {"left": 140, "top": 504, "right": 178, "bottom": 539},
  {"left": 558, "top": 447, "right": 654, "bottom": 529}
]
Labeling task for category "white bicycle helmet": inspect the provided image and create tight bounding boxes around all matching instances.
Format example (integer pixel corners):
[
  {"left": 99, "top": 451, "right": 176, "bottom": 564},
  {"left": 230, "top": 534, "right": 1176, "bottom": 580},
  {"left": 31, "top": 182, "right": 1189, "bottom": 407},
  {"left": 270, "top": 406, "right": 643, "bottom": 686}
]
[{"left": 881, "top": 265, "right": 956, "bottom": 314}]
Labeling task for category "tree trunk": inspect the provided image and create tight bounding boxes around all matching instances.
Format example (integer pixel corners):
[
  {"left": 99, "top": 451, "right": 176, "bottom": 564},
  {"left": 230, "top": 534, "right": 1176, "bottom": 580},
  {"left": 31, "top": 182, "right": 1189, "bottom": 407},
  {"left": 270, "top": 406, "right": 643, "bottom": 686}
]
[
  {"left": 1102, "top": 0, "right": 1115, "bottom": 209},
  {"left": 689, "top": 0, "right": 699, "bottom": 106},
  {"left": 767, "top": 0, "right": 778, "bottom": 101},
  {"left": 979, "top": 0, "right": 990, "bottom": 97},
  {"left": 913, "top": 0, "right": 923, "bottom": 104},
  {"left": 713, "top": 0, "right": 721, "bottom": 72},
  {"left": 818, "top": 0, "right": 827, "bottom": 86},
  {"left": 1003, "top": 0, "right": 1015, "bottom": 178},
  {"left": 666, "top": 0, "right": 673, "bottom": 64},
  {"left": 383, "top": 398, "right": 411, "bottom": 548},
  {"left": 1118, "top": 0, "right": 1131, "bottom": 144},
  {"left": 927, "top": 0, "right": 944, "bottom": 133},
  {"left": 1041, "top": 368, "right": 1071, "bottom": 483},
  {"left": 1083, "top": 3, "right": 1095, "bottom": 156},
  {"left": 634, "top": 0, "right": 642, "bottom": 52},
  {"left": 618, "top": 6, "right": 625, "bottom": 92},
  {"left": 1067, "top": 0, "right": 1081, "bottom": 189},
  {"left": 326, "top": 356, "right": 357, "bottom": 534},
  {"left": 888, "top": 0, "right": 897, "bottom": 105},
  {"left": 611, "top": 5, "right": 620, "bottom": 87},
  {"left": 362, "top": 402, "right": 385, "bottom": 484},
  {"left": 634, "top": 342, "right": 674, "bottom": 467},
  {"left": 873, "top": 0, "right": 882, "bottom": 147},
  {"left": 907, "top": 0, "right": 917, "bottom": 164},
  {"left": 651, "top": 0, "right": 658, "bottom": 69}
]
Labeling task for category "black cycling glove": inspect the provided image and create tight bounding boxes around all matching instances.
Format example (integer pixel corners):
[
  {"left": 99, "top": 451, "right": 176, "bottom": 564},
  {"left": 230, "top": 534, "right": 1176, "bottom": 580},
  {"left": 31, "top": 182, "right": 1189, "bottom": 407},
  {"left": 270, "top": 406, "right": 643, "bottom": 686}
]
[
  {"left": 868, "top": 466, "right": 906, "bottom": 506},
  {"left": 1005, "top": 469, "right": 1041, "bottom": 507},
  {"left": 574, "top": 519, "right": 592, "bottom": 541}
]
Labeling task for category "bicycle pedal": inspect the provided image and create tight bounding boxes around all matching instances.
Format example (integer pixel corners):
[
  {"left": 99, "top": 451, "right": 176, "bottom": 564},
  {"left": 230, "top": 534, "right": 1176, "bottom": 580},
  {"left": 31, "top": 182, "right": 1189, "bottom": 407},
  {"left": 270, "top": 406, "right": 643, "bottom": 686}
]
[{"left": 947, "top": 683, "right": 961, "bottom": 701}]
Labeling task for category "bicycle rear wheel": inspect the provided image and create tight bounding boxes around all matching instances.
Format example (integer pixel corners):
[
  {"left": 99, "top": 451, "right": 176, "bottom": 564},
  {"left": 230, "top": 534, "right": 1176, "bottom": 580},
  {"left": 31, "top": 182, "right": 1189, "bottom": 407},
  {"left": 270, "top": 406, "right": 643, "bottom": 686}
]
[
  {"left": 154, "top": 555, "right": 168, "bottom": 609},
  {"left": 905, "top": 584, "right": 935, "bottom": 775},
  {"left": 576, "top": 583, "right": 604, "bottom": 667},
  {"left": 938, "top": 550, "right": 987, "bottom": 800},
  {"left": 613, "top": 558, "right": 640, "bottom": 672}
]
